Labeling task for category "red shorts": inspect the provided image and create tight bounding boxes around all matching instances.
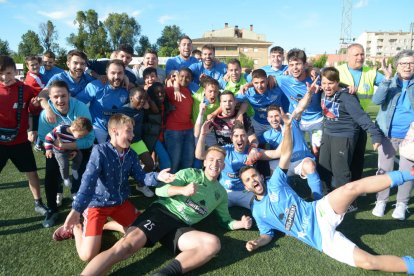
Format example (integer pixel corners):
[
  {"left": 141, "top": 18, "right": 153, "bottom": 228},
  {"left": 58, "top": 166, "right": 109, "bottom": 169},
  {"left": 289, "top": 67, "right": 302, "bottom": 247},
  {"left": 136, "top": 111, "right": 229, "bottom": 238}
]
[{"left": 82, "top": 200, "right": 141, "bottom": 237}]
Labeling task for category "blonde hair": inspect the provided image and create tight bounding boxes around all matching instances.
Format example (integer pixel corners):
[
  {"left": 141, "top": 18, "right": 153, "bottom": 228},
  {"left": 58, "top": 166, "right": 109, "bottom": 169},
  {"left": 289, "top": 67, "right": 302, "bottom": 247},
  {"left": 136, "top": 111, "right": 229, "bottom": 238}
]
[
  {"left": 206, "top": 144, "right": 226, "bottom": 157},
  {"left": 107, "top": 113, "right": 134, "bottom": 137}
]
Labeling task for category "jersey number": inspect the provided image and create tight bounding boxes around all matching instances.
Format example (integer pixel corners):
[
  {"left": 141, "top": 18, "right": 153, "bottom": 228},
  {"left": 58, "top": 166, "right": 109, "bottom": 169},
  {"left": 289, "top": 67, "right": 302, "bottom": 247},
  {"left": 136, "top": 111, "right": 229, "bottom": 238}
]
[{"left": 143, "top": 220, "right": 155, "bottom": 231}]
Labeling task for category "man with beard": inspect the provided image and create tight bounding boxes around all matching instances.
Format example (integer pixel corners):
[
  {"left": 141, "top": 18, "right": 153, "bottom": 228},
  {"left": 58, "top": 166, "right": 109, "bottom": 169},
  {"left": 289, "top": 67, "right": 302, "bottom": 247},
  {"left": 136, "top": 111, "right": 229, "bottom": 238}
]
[
  {"left": 189, "top": 44, "right": 227, "bottom": 86},
  {"left": 39, "top": 51, "right": 64, "bottom": 85},
  {"left": 38, "top": 80, "right": 95, "bottom": 227},
  {"left": 165, "top": 35, "right": 198, "bottom": 75},
  {"left": 77, "top": 60, "right": 129, "bottom": 144}
]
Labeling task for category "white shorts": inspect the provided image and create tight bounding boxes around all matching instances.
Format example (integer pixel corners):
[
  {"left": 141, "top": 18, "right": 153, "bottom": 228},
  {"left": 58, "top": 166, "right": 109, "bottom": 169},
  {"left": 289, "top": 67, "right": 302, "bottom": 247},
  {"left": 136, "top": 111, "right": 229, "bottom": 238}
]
[
  {"left": 315, "top": 197, "right": 356, "bottom": 267},
  {"left": 269, "top": 159, "right": 307, "bottom": 178},
  {"left": 299, "top": 118, "right": 323, "bottom": 148},
  {"left": 251, "top": 119, "right": 270, "bottom": 137},
  {"left": 227, "top": 190, "right": 254, "bottom": 209}
]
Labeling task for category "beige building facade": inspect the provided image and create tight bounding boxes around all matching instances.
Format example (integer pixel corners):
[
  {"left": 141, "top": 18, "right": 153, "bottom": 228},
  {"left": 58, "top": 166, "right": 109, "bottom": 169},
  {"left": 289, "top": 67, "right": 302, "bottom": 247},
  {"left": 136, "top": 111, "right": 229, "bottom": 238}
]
[{"left": 192, "top": 23, "right": 272, "bottom": 69}]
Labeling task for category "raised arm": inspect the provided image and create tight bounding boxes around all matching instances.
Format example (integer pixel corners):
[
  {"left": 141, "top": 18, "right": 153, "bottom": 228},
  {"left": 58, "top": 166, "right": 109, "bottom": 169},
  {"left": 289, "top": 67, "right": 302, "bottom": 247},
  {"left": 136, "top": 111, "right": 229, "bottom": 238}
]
[
  {"left": 291, "top": 76, "right": 319, "bottom": 120},
  {"left": 195, "top": 121, "right": 212, "bottom": 160},
  {"left": 278, "top": 108, "right": 293, "bottom": 170}
]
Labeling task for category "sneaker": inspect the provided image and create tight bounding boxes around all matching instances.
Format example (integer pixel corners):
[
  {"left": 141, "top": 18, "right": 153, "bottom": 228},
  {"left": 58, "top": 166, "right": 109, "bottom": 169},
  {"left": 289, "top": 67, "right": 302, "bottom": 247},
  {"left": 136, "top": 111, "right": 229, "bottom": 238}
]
[
  {"left": 42, "top": 211, "right": 58, "bottom": 228},
  {"left": 56, "top": 193, "right": 63, "bottom": 207},
  {"left": 392, "top": 202, "right": 409, "bottom": 220},
  {"left": 63, "top": 179, "right": 72, "bottom": 188},
  {"left": 33, "top": 144, "right": 44, "bottom": 152},
  {"left": 136, "top": 185, "right": 154, "bottom": 197},
  {"left": 34, "top": 201, "right": 48, "bottom": 216},
  {"left": 52, "top": 225, "right": 74, "bottom": 241},
  {"left": 346, "top": 203, "right": 358, "bottom": 213},
  {"left": 372, "top": 200, "right": 387, "bottom": 217}
]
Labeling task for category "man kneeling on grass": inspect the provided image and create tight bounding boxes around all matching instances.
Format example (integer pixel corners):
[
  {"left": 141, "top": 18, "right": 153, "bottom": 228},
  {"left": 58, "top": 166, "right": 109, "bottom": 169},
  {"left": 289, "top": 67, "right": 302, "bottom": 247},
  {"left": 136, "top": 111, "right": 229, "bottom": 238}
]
[
  {"left": 52, "top": 114, "right": 174, "bottom": 261},
  {"left": 81, "top": 145, "right": 252, "bottom": 275},
  {"left": 239, "top": 106, "right": 414, "bottom": 274}
]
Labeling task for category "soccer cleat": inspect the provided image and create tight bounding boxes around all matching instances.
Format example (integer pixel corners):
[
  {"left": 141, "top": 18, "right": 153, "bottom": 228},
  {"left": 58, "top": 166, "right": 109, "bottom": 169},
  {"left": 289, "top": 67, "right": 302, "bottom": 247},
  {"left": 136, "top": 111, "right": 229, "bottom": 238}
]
[
  {"left": 52, "top": 225, "right": 74, "bottom": 241},
  {"left": 33, "top": 144, "right": 44, "bottom": 153},
  {"left": 63, "top": 179, "right": 72, "bottom": 189},
  {"left": 56, "top": 193, "right": 63, "bottom": 207},
  {"left": 34, "top": 201, "right": 48, "bottom": 216},
  {"left": 42, "top": 211, "right": 58, "bottom": 228},
  {"left": 371, "top": 200, "right": 387, "bottom": 217},
  {"left": 136, "top": 185, "right": 154, "bottom": 197},
  {"left": 392, "top": 202, "right": 409, "bottom": 220},
  {"left": 346, "top": 203, "right": 358, "bottom": 214}
]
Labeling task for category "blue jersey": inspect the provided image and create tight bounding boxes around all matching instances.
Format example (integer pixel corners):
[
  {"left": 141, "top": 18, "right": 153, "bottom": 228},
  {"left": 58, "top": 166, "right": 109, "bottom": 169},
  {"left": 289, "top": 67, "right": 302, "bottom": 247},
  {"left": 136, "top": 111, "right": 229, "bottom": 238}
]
[
  {"left": 188, "top": 61, "right": 227, "bottom": 85},
  {"left": 77, "top": 80, "right": 129, "bottom": 131},
  {"left": 220, "top": 144, "right": 248, "bottom": 191},
  {"left": 235, "top": 87, "right": 283, "bottom": 125},
  {"left": 260, "top": 119, "right": 314, "bottom": 162},
  {"left": 276, "top": 75, "right": 322, "bottom": 122},
  {"left": 39, "top": 66, "right": 64, "bottom": 84},
  {"left": 165, "top": 55, "right": 198, "bottom": 75},
  {"left": 252, "top": 167, "right": 322, "bottom": 251},
  {"left": 246, "top": 65, "right": 288, "bottom": 82},
  {"left": 46, "top": 71, "right": 95, "bottom": 98}
]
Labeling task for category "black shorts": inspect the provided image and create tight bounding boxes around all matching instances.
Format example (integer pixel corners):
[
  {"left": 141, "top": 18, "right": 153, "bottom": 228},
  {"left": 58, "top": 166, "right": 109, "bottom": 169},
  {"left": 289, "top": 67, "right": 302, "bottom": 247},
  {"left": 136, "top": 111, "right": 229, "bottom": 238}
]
[
  {"left": 0, "top": 142, "right": 37, "bottom": 173},
  {"left": 132, "top": 203, "right": 194, "bottom": 254}
]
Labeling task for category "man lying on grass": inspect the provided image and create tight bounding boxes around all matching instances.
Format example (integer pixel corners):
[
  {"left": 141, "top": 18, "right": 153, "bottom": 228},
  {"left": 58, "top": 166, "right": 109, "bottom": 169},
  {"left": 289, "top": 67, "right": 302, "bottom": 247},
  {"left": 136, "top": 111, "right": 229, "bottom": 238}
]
[{"left": 239, "top": 107, "right": 414, "bottom": 274}]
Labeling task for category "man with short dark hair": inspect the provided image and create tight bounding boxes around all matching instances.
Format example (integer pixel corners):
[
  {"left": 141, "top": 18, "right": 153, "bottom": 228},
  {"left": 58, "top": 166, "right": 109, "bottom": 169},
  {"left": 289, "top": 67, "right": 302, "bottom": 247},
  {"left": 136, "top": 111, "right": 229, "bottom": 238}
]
[
  {"left": 165, "top": 35, "right": 198, "bottom": 75},
  {"left": 39, "top": 51, "right": 64, "bottom": 84}
]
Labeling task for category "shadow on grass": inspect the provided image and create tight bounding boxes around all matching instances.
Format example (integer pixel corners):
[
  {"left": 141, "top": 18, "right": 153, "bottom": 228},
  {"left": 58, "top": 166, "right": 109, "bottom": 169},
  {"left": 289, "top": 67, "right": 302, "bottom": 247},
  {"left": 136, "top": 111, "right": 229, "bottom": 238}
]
[
  {"left": 0, "top": 216, "right": 44, "bottom": 235},
  {"left": 0, "top": 180, "right": 28, "bottom": 190}
]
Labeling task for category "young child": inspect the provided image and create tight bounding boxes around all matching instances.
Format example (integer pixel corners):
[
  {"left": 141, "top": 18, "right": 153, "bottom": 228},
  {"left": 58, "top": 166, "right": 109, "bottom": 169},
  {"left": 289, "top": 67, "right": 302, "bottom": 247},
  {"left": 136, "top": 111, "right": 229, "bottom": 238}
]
[
  {"left": 44, "top": 117, "right": 93, "bottom": 188},
  {"left": 52, "top": 113, "right": 175, "bottom": 262},
  {"left": 117, "top": 87, "right": 155, "bottom": 197},
  {"left": 143, "top": 67, "right": 158, "bottom": 91},
  {"left": 0, "top": 55, "right": 48, "bottom": 216}
]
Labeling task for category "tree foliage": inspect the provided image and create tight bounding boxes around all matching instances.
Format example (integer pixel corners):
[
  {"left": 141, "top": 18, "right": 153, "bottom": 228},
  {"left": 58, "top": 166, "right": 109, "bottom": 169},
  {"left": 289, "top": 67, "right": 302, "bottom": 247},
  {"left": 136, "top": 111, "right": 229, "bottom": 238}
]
[
  {"left": 0, "top": 38, "right": 11, "bottom": 55},
  {"left": 135, "top": 35, "right": 154, "bottom": 56},
  {"left": 18, "top": 30, "right": 43, "bottom": 57},
  {"left": 156, "top": 25, "right": 183, "bottom": 56},
  {"left": 312, "top": 54, "right": 328, "bottom": 68},
  {"left": 39, "top": 20, "right": 59, "bottom": 52},
  {"left": 104, "top": 13, "right": 140, "bottom": 50},
  {"left": 67, "top": 10, "right": 110, "bottom": 58}
]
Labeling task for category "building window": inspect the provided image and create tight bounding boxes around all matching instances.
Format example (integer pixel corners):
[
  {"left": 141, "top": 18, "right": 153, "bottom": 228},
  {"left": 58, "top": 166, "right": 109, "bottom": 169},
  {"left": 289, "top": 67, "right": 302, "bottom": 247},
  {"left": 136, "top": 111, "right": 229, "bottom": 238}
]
[
  {"left": 244, "top": 48, "right": 248, "bottom": 52},
  {"left": 254, "top": 48, "right": 258, "bottom": 52},
  {"left": 227, "top": 46, "right": 237, "bottom": 51},
  {"left": 215, "top": 47, "right": 225, "bottom": 51},
  {"left": 397, "top": 47, "right": 401, "bottom": 51},
  {"left": 254, "top": 59, "right": 258, "bottom": 65}
]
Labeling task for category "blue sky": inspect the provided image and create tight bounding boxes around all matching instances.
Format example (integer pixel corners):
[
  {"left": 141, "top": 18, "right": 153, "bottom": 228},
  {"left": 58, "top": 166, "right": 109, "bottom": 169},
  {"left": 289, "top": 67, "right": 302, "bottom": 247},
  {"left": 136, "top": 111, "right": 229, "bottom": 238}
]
[{"left": 1, "top": 0, "right": 413, "bottom": 56}]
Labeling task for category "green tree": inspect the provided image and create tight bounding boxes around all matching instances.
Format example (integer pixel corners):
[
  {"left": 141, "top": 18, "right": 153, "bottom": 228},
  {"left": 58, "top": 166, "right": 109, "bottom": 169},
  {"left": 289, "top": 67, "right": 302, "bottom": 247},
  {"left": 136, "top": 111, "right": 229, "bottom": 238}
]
[
  {"left": 312, "top": 54, "right": 328, "bottom": 68},
  {"left": 39, "top": 20, "right": 59, "bottom": 52},
  {"left": 156, "top": 25, "right": 183, "bottom": 56},
  {"left": 18, "top": 30, "right": 43, "bottom": 57},
  {"left": 0, "top": 38, "right": 11, "bottom": 55},
  {"left": 135, "top": 35, "right": 153, "bottom": 56},
  {"left": 67, "top": 10, "right": 110, "bottom": 58},
  {"left": 104, "top": 13, "right": 140, "bottom": 50}
]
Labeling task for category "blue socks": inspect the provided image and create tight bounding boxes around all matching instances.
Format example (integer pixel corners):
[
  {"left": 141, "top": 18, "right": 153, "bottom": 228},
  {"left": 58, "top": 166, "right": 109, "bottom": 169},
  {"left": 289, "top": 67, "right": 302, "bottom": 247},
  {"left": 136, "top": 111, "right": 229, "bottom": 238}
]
[
  {"left": 387, "top": 170, "right": 414, "bottom": 188},
  {"left": 402, "top": 256, "right": 414, "bottom": 274},
  {"left": 307, "top": 172, "right": 323, "bottom": 200}
]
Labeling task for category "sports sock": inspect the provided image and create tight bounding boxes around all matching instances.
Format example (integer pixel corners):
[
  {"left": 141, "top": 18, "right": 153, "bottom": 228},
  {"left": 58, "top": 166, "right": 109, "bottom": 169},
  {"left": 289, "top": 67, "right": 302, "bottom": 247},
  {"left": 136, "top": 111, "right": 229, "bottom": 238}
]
[
  {"left": 402, "top": 256, "right": 414, "bottom": 274},
  {"left": 307, "top": 172, "right": 323, "bottom": 200},
  {"left": 387, "top": 170, "right": 414, "bottom": 188},
  {"left": 34, "top": 198, "right": 44, "bottom": 205},
  {"left": 153, "top": 259, "right": 182, "bottom": 275}
]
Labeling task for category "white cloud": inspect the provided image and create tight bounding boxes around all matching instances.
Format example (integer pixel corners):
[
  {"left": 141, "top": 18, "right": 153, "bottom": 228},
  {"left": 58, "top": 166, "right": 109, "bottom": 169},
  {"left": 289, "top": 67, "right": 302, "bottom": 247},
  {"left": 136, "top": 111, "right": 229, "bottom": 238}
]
[
  {"left": 0, "top": 0, "right": 7, "bottom": 3},
  {"left": 37, "top": 10, "right": 72, "bottom": 20},
  {"left": 158, "top": 15, "right": 173, "bottom": 25},
  {"left": 354, "top": 0, "right": 368, "bottom": 9},
  {"left": 131, "top": 10, "right": 141, "bottom": 17}
]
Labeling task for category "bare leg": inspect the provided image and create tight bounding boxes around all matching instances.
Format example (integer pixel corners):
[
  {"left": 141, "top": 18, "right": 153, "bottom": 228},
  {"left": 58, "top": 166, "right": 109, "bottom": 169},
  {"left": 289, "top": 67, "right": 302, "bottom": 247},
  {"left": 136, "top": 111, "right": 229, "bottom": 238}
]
[
  {"left": 73, "top": 224, "right": 102, "bottom": 262},
  {"left": 103, "top": 220, "right": 127, "bottom": 235},
  {"left": 175, "top": 230, "right": 221, "bottom": 273},
  {"left": 26, "top": 171, "right": 41, "bottom": 199},
  {"left": 327, "top": 174, "right": 394, "bottom": 214},
  {"left": 81, "top": 227, "right": 147, "bottom": 276},
  {"left": 353, "top": 247, "right": 408, "bottom": 273}
]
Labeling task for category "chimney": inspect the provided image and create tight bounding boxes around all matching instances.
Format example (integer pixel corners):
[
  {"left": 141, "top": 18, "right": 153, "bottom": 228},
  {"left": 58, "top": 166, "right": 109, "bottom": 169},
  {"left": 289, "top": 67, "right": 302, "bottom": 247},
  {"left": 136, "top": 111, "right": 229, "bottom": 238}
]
[
  {"left": 250, "top": 24, "right": 253, "bottom": 31},
  {"left": 225, "top": 23, "right": 228, "bottom": 28}
]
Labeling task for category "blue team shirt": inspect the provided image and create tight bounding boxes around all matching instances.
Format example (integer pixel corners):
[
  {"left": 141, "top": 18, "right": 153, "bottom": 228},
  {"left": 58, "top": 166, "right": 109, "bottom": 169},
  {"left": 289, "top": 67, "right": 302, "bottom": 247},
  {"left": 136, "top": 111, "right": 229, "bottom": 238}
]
[
  {"left": 220, "top": 144, "right": 249, "bottom": 191},
  {"left": 188, "top": 61, "right": 227, "bottom": 85},
  {"left": 46, "top": 71, "right": 95, "bottom": 98},
  {"left": 252, "top": 167, "right": 322, "bottom": 251},
  {"left": 76, "top": 80, "right": 129, "bottom": 131},
  {"left": 235, "top": 87, "right": 283, "bottom": 125},
  {"left": 260, "top": 119, "right": 314, "bottom": 162},
  {"left": 39, "top": 66, "right": 64, "bottom": 84},
  {"left": 246, "top": 64, "right": 288, "bottom": 82},
  {"left": 390, "top": 79, "right": 414, "bottom": 138},
  {"left": 276, "top": 75, "right": 322, "bottom": 122},
  {"left": 165, "top": 55, "right": 198, "bottom": 75}
]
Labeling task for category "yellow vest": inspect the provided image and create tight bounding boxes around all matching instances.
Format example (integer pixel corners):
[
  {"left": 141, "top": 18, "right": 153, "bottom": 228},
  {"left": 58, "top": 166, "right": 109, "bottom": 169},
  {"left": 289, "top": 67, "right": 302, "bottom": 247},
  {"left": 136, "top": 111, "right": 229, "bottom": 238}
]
[{"left": 336, "top": 63, "right": 377, "bottom": 98}]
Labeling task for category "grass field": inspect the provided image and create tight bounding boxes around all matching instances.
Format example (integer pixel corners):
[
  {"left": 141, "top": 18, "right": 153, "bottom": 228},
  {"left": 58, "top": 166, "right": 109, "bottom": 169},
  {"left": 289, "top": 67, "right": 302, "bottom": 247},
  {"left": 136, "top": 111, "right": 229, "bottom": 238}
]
[{"left": 1, "top": 106, "right": 413, "bottom": 275}]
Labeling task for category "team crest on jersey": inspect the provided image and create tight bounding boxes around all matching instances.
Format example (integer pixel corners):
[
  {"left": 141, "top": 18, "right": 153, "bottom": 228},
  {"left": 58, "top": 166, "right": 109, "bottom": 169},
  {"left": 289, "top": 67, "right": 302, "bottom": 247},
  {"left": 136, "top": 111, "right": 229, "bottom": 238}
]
[
  {"left": 215, "top": 191, "right": 221, "bottom": 201},
  {"left": 284, "top": 205, "right": 297, "bottom": 231},
  {"left": 321, "top": 98, "right": 339, "bottom": 120},
  {"left": 269, "top": 191, "right": 279, "bottom": 202}
]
